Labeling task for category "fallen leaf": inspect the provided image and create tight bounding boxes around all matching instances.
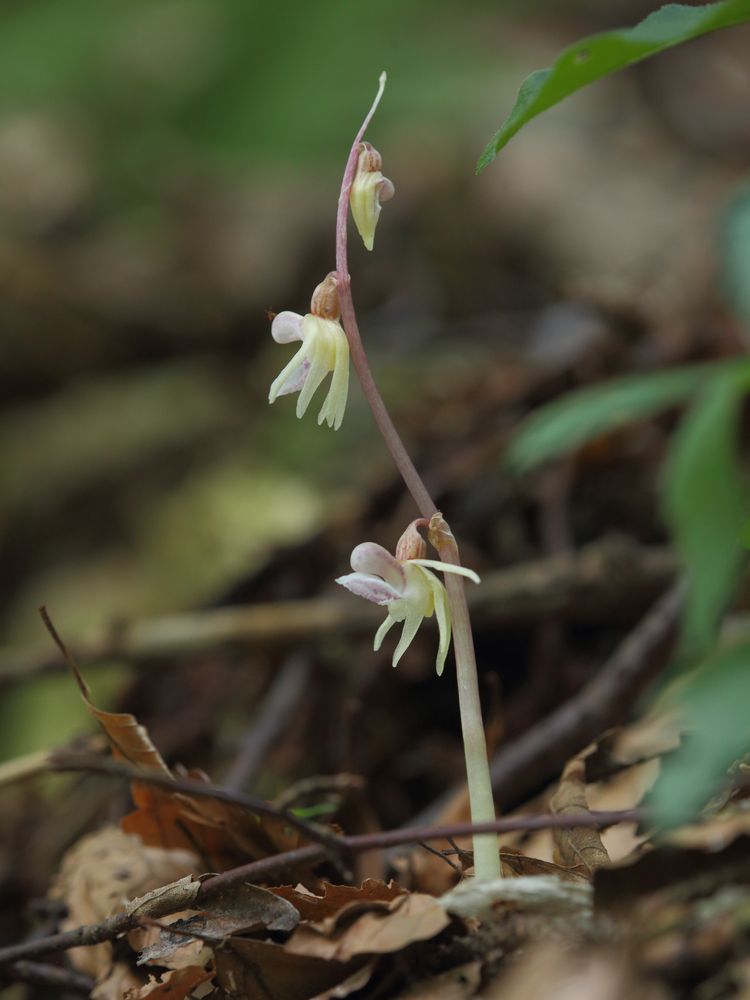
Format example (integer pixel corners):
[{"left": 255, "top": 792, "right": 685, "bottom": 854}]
[
  {"left": 216, "top": 938, "right": 366, "bottom": 1000},
  {"left": 550, "top": 754, "right": 610, "bottom": 875},
  {"left": 124, "top": 966, "right": 214, "bottom": 999},
  {"left": 285, "top": 891, "right": 451, "bottom": 963},
  {"left": 400, "top": 961, "right": 482, "bottom": 999},
  {"left": 132, "top": 883, "right": 300, "bottom": 967},
  {"left": 50, "top": 826, "right": 199, "bottom": 983},
  {"left": 480, "top": 944, "right": 667, "bottom": 999},
  {"left": 271, "top": 879, "right": 404, "bottom": 922},
  {"left": 499, "top": 848, "right": 588, "bottom": 882}
]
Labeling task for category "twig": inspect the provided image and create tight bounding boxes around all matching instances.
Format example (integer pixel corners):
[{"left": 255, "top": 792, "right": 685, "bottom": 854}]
[
  {"left": 409, "top": 583, "right": 683, "bottom": 828},
  {"left": 0, "top": 807, "right": 642, "bottom": 966},
  {"left": 49, "top": 751, "right": 347, "bottom": 862},
  {"left": 0, "top": 539, "right": 673, "bottom": 683},
  {"left": 223, "top": 653, "right": 312, "bottom": 791},
  {"left": 489, "top": 583, "right": 683, "bottom": 809},
  {"left": 5, "top": 960, "right": 95, "bottom": 994}
]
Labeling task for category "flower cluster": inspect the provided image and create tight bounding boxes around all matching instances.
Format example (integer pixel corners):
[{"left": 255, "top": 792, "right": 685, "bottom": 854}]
[
  {"left": 268, "top": 275, "right": 349, "bottom": 430},
  {"left": 336, "top": 533, "right": 479, "bottom": 676}
]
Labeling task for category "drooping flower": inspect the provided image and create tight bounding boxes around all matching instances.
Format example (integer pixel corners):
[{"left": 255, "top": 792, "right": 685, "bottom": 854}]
[
  {"left": 349, "top": 142, "right": 394, "bottom": 252},
  {"left": 268, "top": 274, "right": 349, "bottom": 430},
  {"left": 335, "top": 537, "right": 480, "bottom": 675}
]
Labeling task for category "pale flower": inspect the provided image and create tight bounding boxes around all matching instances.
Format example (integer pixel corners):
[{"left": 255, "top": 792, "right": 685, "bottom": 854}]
[
  {"left": 336, "top": 541, "right": 480, "bottom": 675},
  {"left": 349, "top": 142, "right": 395, "bottom": 252},
  {"left": 268, "top": 276, "right": 349, "bottom": 430}
]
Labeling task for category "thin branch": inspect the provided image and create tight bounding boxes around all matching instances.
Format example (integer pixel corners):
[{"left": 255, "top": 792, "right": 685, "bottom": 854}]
[
  {"left": 0, "top": 807, "right": 642, "bottom": 966},
  {"left": 410, "top": 583, "right": 683, "bottom": 827},
  {"left": 49, "top": 751, "right": 347, "bottom": 862},
  {"left": 5, "top": 960, "right": 94, "bottom": 994},
  {"left": 0, "top": 540, "right": 673, "bottom": 684},
  {"left": 223, "top": 653, "right": 312, "bottom": 791}
]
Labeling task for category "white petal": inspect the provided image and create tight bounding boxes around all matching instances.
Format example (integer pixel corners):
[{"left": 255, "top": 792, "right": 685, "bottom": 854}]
[
  {"left": 374, "top": 615, "right": 396, "bottom": 651},
  {"left": 295, "top": 346, "right": 331, "bottom": 419},
  {"left": 408, "top": 559, "right": 480, "bottom": 585},
  {"left": 318, "top": 328, "right": 349, "bottom": 430},
  {"left": 351, "top": 542, "right": 405, "bottom": 592},
  {"left": 422, "top": 572, "right": 451, "bottom": 676},
  {"left": 275, "top": 358, "right": 310, "bottom": 397},
  {"left": 271, "top": 311, "right": 304, "bottom": 344},
  {"left": 392, "top": 605, "right": 424, "bottom": 667},
  {"left": 336, "top": 572, "right": 402, "bottom": 606},
  {"left": 269, "top": 343, "right": 308, "bottom": 403}
]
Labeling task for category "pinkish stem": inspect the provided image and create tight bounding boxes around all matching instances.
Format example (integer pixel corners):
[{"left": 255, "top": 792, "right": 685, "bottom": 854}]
[{"left": 334, "top": 74, "right": 501, "bottom": 880}]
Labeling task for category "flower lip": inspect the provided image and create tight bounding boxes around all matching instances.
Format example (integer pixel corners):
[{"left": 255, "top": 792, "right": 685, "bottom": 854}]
[
  {"left": 271, "top": 311, "right": 304, "bottom": 344},
  {"left": 350, "top": 541, "right": 406, "bottom": 591}
]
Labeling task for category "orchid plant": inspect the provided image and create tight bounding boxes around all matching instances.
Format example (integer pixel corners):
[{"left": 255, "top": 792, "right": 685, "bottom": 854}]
[{"left": 267, "top": 74, "right": 501, "bottom": 880}]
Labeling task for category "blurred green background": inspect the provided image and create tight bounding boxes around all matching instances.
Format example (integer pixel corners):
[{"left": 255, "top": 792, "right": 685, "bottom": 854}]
[{"left": 1, "top": 0, "right": 749, "bottom": 760}]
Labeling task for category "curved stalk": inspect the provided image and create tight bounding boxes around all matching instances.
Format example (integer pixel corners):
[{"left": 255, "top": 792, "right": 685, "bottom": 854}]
[{"left": 334, "top": 73, "right": 501, "bottom": 880}]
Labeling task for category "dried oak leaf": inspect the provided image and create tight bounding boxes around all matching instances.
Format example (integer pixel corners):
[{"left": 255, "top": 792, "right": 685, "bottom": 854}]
[
  {"left": 399, "top": 961, "right": 482, "bottom": 999},
  {"left": 131, "top": 883, "right": 300, "bottom": 968},
  {"left": 216, "top": 938, "right": 368, "bottom": 1000},
  {"left": 271, "top": 879, "right": 405, "bottom": 922},
  {"left": 77, "top": 673, "right": 317, "bottom": 873},
  {"left": 50, "top": 826, "right": 199, "bottom": 983},
  {"left": 550, "top": 754, "right": 610, "bottom": 876},
  {"left": 285, "top": 891, "right": 451, "bottom": 963},
  {"left": 123, "top": 965, "right": 214, "bottom": 1000},
  {"left": 499, "top": 848, "right": 588, "bottom": 882}
]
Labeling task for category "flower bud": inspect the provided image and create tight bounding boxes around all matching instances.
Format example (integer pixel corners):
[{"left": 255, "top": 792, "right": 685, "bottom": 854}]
[
  {"left": 349, "top": 142, "right": 394, "bottom": 252},
  {"left": 395, "top": 519, "right": 427, "bottom": 562},
  {"left": 310, "top": 272, "right": 340, "bottom": 320}
]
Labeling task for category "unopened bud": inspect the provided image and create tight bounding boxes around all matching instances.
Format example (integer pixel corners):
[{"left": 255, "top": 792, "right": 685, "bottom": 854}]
[
  {"left": 395, "top": 519, "right": 427, "bottom": 562},
  {"left": 349, "top": 142, "right": 394, "bottom": 252},
  {"left": 310, "top": 272, "right": 340, "bottom": 320}
]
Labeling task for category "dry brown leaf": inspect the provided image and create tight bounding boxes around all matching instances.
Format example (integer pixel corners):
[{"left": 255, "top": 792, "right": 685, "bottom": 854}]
[
  {"left": 480, "top": 944, "right": 667, "bottom": 999},
  {"left": 92, "top": 962, "right": 145, "bottom": 1000},
  {"left": 123, "top": 965, "right": 214, "bottom": 999},
  {"left": 271, "top": 879, "right": 405, "bottom": 922},
  {"left": 499, "top": 848, "right": 588, "bottom": 882},
  {"left": 216, "top": 938, "right": 366, "bottom": 1000},
  {"left": 73, "top": 674, "right": 320, "bottom": 874},
  {"left": 285, "top": 891, "right": 451, "bottom": 963},
  {"left": 400, "top": 961, "right": 482, "bottom": 999},
  {"left": 310, "top": 962, "right": 376, "bottom": 999},
  {"left": 550, "top": 755, "right": 610, "bottom": 876},
  {"left": 50, "top": 826, "right": 199, "bottom": 982},
  {"left": 131, "top": 883, "right": 300, "bottom": 968}
]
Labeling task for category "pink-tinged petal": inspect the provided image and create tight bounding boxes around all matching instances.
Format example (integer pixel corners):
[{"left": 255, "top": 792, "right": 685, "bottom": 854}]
[
  {"left": 350, "top": 542, "right": 406, "bottom": 592},
  {"left": 275, "top": 358, "right": 310, "bottom": 396},
  {"left": 271, "top": 311, "right": 304, "bottom": 344},
  {"left": 335, "top": 572, "right": 401, "bottom": 606},
  {"left": 378, "top": 177, "right": 395, "bottom": 203}
]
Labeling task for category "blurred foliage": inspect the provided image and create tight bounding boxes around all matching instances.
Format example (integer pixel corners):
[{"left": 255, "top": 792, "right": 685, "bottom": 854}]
[
  {"left": 506, "top": 363, "right": 720, "bottom": 473},
  {"left": 651, "top": 639, "right": 750, "bottom": 825},
  {"left": 478, "top": 0, "right": 750, "bottom": 169},
  {"left": 0, "top": 0, "right": 518, "bottom": 201},
  {"left": 663, "top": 362, "right": 750, "bottom": 658},
  {"left": 721, "top": 181, "right": 750, "bottom": 334}
]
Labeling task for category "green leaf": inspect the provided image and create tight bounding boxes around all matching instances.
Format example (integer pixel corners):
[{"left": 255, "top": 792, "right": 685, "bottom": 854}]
[
  {"left": 664, "top": 361, "right": 750, "bottom": 656},
  {"left": 506, "top": 363, "right": 717, "bottom": 473},
  {"left": 477, "top": 0, "right": 750, "bottom": 171},
  {"left": 720, "top": 182, "right": 750, "bottom": 334},
  {"left": 651, "top": 640, "right": 750, "bottom": 825}
]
